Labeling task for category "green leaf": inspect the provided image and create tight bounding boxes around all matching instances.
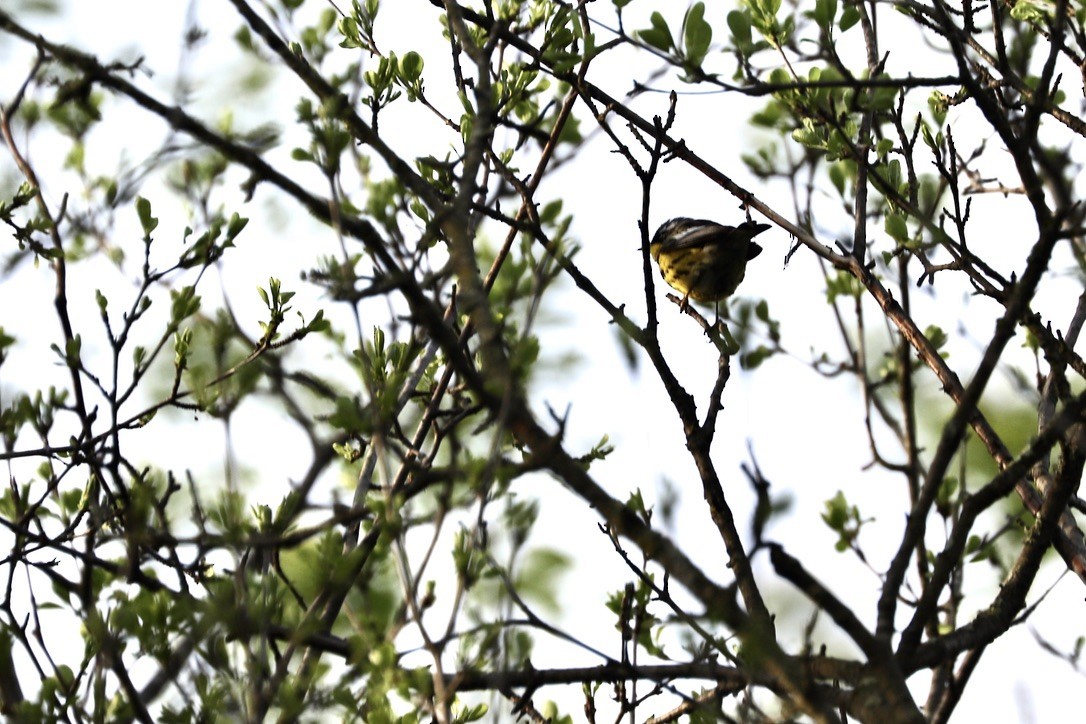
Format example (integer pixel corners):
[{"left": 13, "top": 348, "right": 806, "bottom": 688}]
[
  {"left": 826, "top": 269, "right": 863, "bottom": 301},
  {"left": 883, "top": 158, "right": 903, "bottom": 192},
  {"left": 226, "top": 213, "right": 249, "bottom": 242},
  {"left": 867, "top": 79, "right": 899, "bottom": 111},
  {"left": 924, "top": 324, "right": 948, "bottom": 352},
  {"left": 169, "top": 286, "right": 201, "bottom": 325},
  {"left": 821, "top": 490, "right": 862, "bottom": 552},
  {"left": 626, "top": 488, "right": 650, "bottom": 524},
  {"left": 399, "top": 51, "right": 424, "bottom": 82},
  {"left": 305, "top": 309, "right": 331, "bottom": 334},
  {"left": 813, "top": 0, "right": 837, "bottom": 28},
  {"left": 1009, "top": 0, "right": 1044, "bottom": 22},
  {"left": 135, "top": 196, "right": 158, "bottom": 237},
  {"left": 682, "top": 3, "right": 712, "bottom": 64},
  {"left": 453, "top": 702, "right": 489, "bottom": 723},
  {"left": 885, "top": 212, "right": 908, "bottom": 242},
  {"left": 839, "top": 5, "right": 860, "bottom": 30},
  {"left": 928, "top": 91, "right": 950, "bottom": 125},
  {"left": 740, "top": 344, "right": 775, "bottom": 370},
  {"left": 0, "top": 327, "right": 15, "bottom": 367},
  {"left": 64, "top": 335, "right": 82, "bottom": 366},
  {"left": 727, "top": 10, "right": 753, "bottom": 48},
  {"left": 637, "top": 12, "right": 674, "bottom": 52},
  {"left": 936, "top": 475, "right": 958, "bottom": 516},
  {"left": 829, "top": 162, "right": 848, "bottom": 195},
  {"left": 329, "top": 396, "right": 370, "bottom": 434}
]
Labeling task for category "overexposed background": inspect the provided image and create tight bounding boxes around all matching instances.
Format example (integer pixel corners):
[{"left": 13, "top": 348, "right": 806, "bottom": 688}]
[{"left": 1, "top": 1, "right": 1083, "bottom": 721}]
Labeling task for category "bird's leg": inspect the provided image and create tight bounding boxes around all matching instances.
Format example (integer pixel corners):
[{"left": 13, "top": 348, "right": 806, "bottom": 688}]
[
  {"left": 679, "top": 293, "right": 691, "bottom": 312},
  {"left": 740, "top": 191, "right": 754, "bottom": 221}
]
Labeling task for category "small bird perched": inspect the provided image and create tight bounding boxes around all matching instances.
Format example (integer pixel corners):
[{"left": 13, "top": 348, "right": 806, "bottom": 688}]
[{"left": 649, "top": 217, "right": 769, "bottom": 312}]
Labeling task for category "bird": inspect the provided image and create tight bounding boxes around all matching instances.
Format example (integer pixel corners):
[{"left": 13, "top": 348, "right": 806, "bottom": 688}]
[{"left": 649, "top": 217, "right": 768, "bottom": 313}]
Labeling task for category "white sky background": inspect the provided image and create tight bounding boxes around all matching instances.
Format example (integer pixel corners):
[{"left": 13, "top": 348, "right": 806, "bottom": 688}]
[{"left": 2, "top": 0, "right": 1085, "bottom": 721}]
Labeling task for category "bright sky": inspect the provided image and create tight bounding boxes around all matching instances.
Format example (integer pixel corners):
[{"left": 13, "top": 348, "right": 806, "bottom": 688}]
[{"left": 2, "top": 1, "right": 1084, "bottom": 721}]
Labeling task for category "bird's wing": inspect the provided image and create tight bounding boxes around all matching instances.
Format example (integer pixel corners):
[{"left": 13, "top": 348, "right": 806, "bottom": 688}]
[{"left": 657, "top": 221, "right": 736, "bottom": 252}]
